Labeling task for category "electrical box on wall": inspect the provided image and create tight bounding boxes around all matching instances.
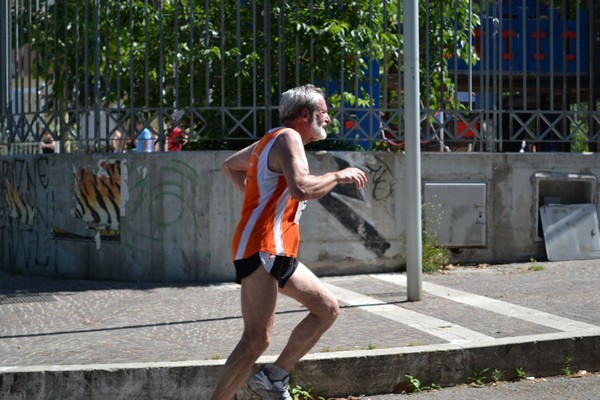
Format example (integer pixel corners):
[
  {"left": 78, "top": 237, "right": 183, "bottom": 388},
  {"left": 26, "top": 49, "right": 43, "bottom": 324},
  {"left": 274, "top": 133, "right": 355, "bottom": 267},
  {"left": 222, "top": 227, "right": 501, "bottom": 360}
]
[
  {"left": 424, "top": 182, "right": 487, "bottom": 247},
  {"left": 533, "top": 172, "right": 597, "bottom": 242}
]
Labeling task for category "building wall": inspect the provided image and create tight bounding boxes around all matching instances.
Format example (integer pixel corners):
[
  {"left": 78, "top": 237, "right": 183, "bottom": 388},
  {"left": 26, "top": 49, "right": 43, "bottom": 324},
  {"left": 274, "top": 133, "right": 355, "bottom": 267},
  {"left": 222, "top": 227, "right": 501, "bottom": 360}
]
[{"left": 1, "top": 151, "right": 598, "bottom": 282}]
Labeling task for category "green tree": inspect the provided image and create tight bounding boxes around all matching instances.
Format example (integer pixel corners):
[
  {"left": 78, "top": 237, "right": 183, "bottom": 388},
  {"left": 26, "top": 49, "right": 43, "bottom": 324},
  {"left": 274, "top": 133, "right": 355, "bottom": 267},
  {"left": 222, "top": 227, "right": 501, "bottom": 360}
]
[
  {"left": 18, "top": 0, "right": 480, "bottom": 148},
  {"left": 420, "top": 0, "right": 479, "bottom": 110}
]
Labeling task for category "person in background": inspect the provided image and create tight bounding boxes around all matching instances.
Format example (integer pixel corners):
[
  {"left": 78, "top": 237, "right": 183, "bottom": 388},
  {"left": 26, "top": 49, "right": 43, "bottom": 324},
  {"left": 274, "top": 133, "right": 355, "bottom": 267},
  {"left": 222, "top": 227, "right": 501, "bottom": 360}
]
[
  {"left": 39, "top": 130, "right": 56, "bottom": 154},
  {"left": 110, "top": 127, "right": 130, "bottom": 153},
  {"left": 167, "top": 111, "right": 189, "bottom": 152},
  {"left": 134, "top": 119, "right": 157, "bottom": 153},
  {"left": 211, "top": 84, "right": 367, "bottom": 399}
]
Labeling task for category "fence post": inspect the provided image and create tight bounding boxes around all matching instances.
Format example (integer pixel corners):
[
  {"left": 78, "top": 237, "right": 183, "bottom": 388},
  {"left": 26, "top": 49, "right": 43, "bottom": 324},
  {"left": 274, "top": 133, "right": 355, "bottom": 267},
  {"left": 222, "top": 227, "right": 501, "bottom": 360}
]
[{"left": 0, "top": 0, "right": 11, "bottom": 136}]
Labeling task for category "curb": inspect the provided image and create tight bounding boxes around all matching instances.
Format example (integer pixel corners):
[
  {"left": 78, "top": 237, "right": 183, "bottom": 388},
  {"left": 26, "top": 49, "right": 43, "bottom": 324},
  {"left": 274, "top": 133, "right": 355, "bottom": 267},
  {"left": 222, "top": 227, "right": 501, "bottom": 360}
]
[{"left": 2, "top": 331, "right": 600, "bottom": 399}]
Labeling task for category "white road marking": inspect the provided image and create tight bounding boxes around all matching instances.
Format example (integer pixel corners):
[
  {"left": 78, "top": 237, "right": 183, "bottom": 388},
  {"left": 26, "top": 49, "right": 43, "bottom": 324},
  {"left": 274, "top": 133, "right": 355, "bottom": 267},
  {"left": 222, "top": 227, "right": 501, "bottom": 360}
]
[
  {"left": 372, "top": 273, "right": 600, "bottom": 332},
  {"left": 324, "top": 283, "right": 494, "bottom": 344}
]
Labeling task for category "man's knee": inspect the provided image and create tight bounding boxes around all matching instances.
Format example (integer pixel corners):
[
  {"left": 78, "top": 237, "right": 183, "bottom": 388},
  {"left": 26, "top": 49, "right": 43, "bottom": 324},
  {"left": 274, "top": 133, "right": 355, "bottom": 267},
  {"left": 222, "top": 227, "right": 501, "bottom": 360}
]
[
  {"left": 330, "top": 299, "right": 341, "bottom": 321},
  {"left": 321, "top": 297, "right": 340, "bottom": 325},
  {"left": 241, "top": 329, "right": 272, "bottom": 355}
]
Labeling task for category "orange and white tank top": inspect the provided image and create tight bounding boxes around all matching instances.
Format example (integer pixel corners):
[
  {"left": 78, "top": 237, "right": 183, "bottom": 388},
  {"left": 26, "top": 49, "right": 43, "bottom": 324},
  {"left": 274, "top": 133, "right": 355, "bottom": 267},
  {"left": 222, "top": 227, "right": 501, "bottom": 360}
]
[{"left": 231, "top": 127, "right": 306, "bottom": 261}]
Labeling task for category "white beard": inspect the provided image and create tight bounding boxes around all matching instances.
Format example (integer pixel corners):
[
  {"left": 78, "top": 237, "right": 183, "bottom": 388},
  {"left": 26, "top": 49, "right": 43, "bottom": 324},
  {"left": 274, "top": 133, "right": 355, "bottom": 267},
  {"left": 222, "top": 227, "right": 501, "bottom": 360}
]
[{"left": 311, "top": 117, "right": 328, "bottom": 141}]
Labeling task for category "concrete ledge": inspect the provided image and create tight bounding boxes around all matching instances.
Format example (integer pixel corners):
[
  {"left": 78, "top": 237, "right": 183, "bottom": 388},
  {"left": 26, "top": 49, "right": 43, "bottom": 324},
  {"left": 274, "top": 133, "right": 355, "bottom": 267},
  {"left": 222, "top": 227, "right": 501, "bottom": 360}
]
[
  {"left": 293, "top": 331, "right": 600, "bottom": 396},
  {"left": 2, "top": 333, "right": 600, "bottom": 399},
  {"left": 0, "top": 360, "right": 224, "bottom": 400}
]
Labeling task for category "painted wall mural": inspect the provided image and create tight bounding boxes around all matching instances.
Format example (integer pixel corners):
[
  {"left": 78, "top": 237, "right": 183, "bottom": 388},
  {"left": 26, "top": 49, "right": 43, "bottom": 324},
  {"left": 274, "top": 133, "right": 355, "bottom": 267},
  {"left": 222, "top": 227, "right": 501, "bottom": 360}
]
[
  {"left": 317, "top": 155, "right": 392, "bottom": 257},
  {"left": 4, "top": 179, "right": 35, "bottom": 226},
  {"left": 71, "top": 160, "right": 125, "bottom": 230}
]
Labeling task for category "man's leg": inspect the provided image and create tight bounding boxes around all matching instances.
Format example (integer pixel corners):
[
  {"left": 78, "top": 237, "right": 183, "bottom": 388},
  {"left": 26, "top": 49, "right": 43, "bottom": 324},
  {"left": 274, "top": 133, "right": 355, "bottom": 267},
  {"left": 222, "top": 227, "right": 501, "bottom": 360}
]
[
  {"left": 210, "top": 266, "right": 279, "bottom": 400},
  {"left": 274, "top": 262, "right": 340, "bottom": 373}
]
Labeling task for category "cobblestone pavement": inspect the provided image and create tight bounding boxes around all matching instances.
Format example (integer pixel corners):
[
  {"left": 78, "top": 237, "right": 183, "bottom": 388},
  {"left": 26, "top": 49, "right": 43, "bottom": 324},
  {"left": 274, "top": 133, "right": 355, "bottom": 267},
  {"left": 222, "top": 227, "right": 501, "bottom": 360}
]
[{"left": 0, "top": 259, "right": 599, "bottom": 370}]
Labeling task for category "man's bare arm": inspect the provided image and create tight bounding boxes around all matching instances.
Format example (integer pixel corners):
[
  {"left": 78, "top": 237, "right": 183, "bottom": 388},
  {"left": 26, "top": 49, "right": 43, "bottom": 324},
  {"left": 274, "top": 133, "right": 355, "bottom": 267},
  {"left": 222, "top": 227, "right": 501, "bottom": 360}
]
[
  {"left": 271, "top": 131, "right": 367, "bottom": 201},
  {"left": 221, "top": 142, "right": 258, "bottom": 193}
]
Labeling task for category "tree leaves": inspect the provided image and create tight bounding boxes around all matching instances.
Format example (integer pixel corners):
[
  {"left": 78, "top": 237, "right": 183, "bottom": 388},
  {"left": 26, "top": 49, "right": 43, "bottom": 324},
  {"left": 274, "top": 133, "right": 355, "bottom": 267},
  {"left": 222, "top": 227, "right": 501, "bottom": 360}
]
[{"left": 19, "top": 0, "right": 480, "bottom": 140}]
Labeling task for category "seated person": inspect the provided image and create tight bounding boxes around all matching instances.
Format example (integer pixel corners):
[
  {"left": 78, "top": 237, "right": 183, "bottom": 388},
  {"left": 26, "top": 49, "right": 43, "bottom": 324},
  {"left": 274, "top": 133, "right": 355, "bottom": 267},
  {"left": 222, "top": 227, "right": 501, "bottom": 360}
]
[
  {"left": 39, "top": 130, "right": 56, "bottom": 154},
  {"left": 167, "top": 112, "right": 189, "bottom": 152},
  {"left": 110, "top": 129, "right": 130, "bottom": 153},
  {"left": 167, "top": 125, "right": 189, "bottom": 152}
]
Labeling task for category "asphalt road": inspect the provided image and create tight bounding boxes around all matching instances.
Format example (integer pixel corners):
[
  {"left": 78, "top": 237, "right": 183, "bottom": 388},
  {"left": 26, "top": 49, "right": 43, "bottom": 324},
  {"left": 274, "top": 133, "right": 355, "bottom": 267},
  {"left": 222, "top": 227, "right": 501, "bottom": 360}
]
[{"left": 362, "top": 371, "right": 600, "bottom": 400}]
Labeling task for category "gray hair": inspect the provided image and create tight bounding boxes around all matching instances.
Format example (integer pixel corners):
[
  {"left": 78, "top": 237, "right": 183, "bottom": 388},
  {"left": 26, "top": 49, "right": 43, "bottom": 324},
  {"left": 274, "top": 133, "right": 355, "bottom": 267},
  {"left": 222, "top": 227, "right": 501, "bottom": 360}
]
[{"left": 279, "top": 84, "right": 325, "bottom": 123}]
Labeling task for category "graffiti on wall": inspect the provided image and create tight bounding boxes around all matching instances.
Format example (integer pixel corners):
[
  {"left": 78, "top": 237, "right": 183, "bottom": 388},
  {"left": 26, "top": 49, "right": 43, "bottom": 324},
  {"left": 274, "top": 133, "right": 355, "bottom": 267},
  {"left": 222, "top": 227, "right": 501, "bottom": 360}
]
[
  {"left": 0, "top": 156, "right": 57, "bottom": 268},
  {"left": 317, "top": 155, "right": 392, "bottom": 257},
  {"left": 127, "top": 158, "right": 203, "bottom": 242},
  {"left": 365, "top": 156, "right": 395, "bottom": 203},
  {"left": 0, "top": 152, "right": 395, "bottom": 278}
]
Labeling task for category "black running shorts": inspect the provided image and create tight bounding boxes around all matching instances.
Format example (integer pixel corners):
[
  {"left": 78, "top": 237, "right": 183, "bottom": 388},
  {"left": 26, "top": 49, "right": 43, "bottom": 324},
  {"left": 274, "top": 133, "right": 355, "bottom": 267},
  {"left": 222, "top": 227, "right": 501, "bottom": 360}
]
[{"left": 234, "top": 252, "right": 298, "bottom": 288}]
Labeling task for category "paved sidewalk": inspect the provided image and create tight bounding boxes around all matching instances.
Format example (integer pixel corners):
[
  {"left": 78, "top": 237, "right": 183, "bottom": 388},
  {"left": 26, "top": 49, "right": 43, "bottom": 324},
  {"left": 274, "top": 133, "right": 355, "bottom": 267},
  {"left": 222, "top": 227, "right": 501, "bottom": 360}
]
[{"left": 1, "top": 259, "right": 600, "bottom": 398}]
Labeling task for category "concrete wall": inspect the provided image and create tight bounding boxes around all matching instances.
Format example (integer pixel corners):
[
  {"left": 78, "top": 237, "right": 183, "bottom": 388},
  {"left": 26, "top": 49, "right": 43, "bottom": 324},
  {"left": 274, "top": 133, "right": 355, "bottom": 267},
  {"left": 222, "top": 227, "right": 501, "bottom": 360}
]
[{"left": 1, "top": 151, "right": 598, "bottom": 282}]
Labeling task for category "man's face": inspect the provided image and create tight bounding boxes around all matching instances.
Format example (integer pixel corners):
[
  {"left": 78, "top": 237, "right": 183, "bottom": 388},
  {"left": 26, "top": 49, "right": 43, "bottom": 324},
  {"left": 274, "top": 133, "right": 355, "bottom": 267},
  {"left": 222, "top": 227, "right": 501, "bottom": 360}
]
[{"left": 309, "top": 97, "right": 330, "bottom": 141}]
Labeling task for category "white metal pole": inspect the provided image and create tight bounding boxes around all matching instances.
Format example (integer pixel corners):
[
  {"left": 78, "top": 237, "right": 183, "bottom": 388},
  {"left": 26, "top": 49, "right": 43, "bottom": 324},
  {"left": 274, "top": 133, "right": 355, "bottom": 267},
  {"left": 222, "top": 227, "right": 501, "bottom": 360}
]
[{"left": 403, "top": 0, "right": 422, "bottom": 301}]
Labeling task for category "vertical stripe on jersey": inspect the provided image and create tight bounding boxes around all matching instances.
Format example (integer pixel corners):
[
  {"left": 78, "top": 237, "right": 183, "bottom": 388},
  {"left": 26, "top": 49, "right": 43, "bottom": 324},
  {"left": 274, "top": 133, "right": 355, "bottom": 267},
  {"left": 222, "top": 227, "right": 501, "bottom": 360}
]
[
  {"left": 273, "top": 188, "right": 292, "bottom": 254},
  {"left": 234, "top": 137, "right": 279, "bottom": 260}
]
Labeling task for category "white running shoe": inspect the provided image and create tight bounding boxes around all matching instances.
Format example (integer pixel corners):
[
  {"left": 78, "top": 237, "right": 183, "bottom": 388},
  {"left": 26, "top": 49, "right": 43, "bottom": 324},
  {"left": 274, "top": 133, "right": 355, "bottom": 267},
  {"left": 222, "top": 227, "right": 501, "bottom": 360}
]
[{"left": 242, "top": 369, "right": 292, "bottom": 400}]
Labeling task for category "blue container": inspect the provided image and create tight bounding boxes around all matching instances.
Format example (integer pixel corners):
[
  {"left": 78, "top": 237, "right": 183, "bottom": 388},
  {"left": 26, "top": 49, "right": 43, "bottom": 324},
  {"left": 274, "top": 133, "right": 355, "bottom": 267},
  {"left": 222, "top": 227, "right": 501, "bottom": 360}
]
[
  {"left": 499, "top": 17, "right": 523, "bottom": 72},
  {"left": 451, "top": 0, "right": 588, "bottom": 74},
  {"left": 553, "top": 12, "right": 588, "bottom": 73},
  {"left": 526, "top": 17, "right": 551, "bottom": 72},
  {"left": 322, "top": 59, "right": 381, "bottom": 150}
]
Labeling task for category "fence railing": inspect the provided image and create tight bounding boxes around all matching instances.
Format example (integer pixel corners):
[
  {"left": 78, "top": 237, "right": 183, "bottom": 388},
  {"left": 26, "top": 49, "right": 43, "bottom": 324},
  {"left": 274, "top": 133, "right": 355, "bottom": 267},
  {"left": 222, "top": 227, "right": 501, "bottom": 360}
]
[{"left": 1, "top": 0, "right": 598, "bottom": 153}]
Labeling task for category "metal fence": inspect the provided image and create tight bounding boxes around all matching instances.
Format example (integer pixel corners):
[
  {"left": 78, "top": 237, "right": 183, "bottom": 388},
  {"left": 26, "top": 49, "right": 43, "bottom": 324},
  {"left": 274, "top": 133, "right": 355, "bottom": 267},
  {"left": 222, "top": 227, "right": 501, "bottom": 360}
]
[{"left": 1, "top": 0, "right": 598, "bottom": 154}]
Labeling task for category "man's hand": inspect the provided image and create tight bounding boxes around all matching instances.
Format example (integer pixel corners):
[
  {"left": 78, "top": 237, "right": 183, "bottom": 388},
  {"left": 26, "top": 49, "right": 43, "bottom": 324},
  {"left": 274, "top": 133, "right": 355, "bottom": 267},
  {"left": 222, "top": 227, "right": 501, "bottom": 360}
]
[{"left": 335, "top": 167, "right": 367, "bottom": 190}]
